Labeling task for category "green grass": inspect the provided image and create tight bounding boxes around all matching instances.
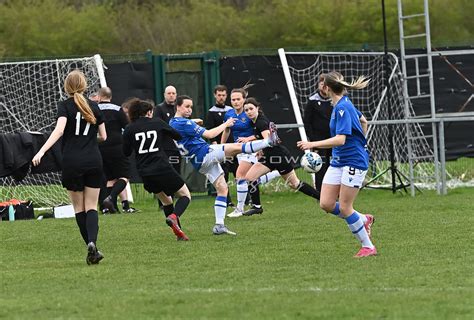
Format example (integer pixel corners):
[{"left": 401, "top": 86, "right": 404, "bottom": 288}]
[{"left": 1, "top": 188, "right": 473, "bottom": 319}]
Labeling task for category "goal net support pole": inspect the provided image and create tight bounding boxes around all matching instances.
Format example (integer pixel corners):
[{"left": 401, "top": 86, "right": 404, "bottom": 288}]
[{"left": 278, "top": 48, "right": 309, "bottom": 143}]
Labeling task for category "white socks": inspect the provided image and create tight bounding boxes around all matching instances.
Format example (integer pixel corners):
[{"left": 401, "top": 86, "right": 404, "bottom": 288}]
[{"left": 214, "top": 196, "right": 227, "bottom": 225}]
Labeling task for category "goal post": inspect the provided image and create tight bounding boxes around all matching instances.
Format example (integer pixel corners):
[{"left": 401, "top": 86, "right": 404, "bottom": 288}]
[
  {"left": 278, "top": 48, "right": 438, "bottom": 190},
  {"left": 278, "top": 48, "right": 308, "bottom": 143}
]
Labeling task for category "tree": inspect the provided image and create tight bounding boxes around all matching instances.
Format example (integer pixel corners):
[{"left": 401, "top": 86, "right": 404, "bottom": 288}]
[{"left": 0, "top": 0, "right": 472, "bottom": 58}]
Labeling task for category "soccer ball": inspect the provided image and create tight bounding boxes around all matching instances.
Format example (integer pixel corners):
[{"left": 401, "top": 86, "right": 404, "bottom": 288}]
[{"left": 300, "top": 152, "right": 323, "bottom": 173}]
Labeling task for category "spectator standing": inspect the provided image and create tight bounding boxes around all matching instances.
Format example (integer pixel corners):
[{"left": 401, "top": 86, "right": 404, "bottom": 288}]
[{"left": 153, "top": 85, "right": 181, "bottom": 174}]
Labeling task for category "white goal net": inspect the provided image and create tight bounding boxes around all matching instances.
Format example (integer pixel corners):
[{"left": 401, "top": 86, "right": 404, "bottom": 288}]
[
  {"left": 0, "top": 55, "right": 105, "bottom": 207},
  {"left": 278, "top": 50, "right": 437, "bottom": 190}
]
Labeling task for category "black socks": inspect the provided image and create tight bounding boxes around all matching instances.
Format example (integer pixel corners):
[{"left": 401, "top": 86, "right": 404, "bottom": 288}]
[
  {"left": 174, "top": 196, "right": 191, "bottom": 217},
  {"left": 249, "top": 180, "right": 261, "bottom": 206},
  {"left": 75, "top": 211, "right": 88, "bottom": 245},
  {"left": 86, "top": 209, "right": 99, "bottom": 244},
  {"left": 297, "top": 181, "right": 320, "bottom": 200},
  {"left": 162, "top": 204, "right": 174, "bottom": 217},
  {"left": 109, "top": 179, "right": 127, "bottom": 205}
]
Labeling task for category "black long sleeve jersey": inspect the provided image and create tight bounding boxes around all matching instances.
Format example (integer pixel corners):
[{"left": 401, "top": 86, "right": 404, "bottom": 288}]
[
  {"left": 206, "top": 104, "right": 233, "bottom": 144},
  {"left": 303, "top": 91, "right": 332, "bottom": 142},
  {"left": 122, "top": 117, "right": 182, "bottom": 177}
]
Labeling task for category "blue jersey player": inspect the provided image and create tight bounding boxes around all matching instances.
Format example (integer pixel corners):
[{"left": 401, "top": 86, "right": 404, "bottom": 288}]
[
  {"left": 297, "top": 71, "right": 377, "bottom": 258},
  {"left": 170, "top": 95, "right": 281, "bottom": 236}
]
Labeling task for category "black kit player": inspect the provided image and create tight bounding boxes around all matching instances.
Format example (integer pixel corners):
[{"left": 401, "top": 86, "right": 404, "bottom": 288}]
[
  {"left": 32, "top": 70, "right": 106, "bottom": 265},
  {"left": 123, "top": 98, "right": 192, "bottom": 241},
  {"left": 96, "top": 87, "right": 136, "bottom": 214}
]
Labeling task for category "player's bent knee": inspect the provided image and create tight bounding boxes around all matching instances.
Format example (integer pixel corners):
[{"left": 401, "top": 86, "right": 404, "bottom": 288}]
[
  {"left": 283, "top": 175, "right": 300, "bottom": 189},
  {"left": 320, "top": 201, "right": 334, "bottom": 213},
  {"left": 176, "top": 185, "right": 191, "bottom": 199},
  {"left": 214, "top": 181, "right": 228, "bottom": 195},
  {"left": 288, "top": 180, "right": 300, "bottom": 190}
]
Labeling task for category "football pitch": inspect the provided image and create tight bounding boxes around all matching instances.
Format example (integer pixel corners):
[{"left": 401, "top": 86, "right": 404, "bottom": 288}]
[{"left": 1, "top": 188, "right": 473, "bottom": 319}]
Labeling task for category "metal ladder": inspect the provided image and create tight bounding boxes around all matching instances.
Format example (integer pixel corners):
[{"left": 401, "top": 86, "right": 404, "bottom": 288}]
[{"left": 397, "top": 0, "right": 440, "bottom": 195}]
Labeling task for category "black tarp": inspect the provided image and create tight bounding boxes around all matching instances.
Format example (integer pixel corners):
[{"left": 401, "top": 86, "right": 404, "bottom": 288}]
[{"left": 104, "top": 48, "right": 473, "bottom": 163}]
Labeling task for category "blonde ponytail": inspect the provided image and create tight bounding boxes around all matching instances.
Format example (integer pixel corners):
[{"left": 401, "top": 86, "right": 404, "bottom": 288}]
[
  {"left": 64, "top": 70, "right": 96, "bottom": 124},
  {"left": 325, "top": 71, "right": 370, "bottom": 94},
  {"left": 73, "top": 92, "right": 96, "bottom": 124},
  {"left": 339, "top": 75, "right": 370, "bottom": 90}
]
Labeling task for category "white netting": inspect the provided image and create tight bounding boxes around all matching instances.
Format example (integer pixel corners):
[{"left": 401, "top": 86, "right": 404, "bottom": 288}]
[
  {"left": 0, "top": 56, "right": 102, "bottom": 207},
  {"left": 283, "top": 52, "right": 437, "bottom": 189}
]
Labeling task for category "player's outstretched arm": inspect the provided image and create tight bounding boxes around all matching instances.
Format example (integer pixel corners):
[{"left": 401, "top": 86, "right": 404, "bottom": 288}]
[
  {"left": 203, "top": 118, "right": 236, "bottom": 140},
  {"left": 297, "top": 134, "right": 346, "bottom": 150},
  {"left": 192, "top": 118, "right": 203, "bottom": 126}
]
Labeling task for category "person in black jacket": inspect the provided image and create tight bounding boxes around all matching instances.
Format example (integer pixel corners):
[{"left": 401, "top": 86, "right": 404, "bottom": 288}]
[
  {"left": 32, "top": 70, "right": 107, "bottom": 265},
  {"left": 303, "top": 74, "right": 332, "bottom": 192},
  {"left": 153, "top": 85, "right": 181, "bottom": 174},
  {"left": 206, "top": 85, "right": 236, "bottom": 206},
  {"left": 123, "top": 98, "right": 191, "bottom": 241}
]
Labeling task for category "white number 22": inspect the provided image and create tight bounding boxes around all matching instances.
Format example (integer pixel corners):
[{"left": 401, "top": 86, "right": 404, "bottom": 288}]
[{"left": 135, "top": 131, "right": 159, "bottom": 154}]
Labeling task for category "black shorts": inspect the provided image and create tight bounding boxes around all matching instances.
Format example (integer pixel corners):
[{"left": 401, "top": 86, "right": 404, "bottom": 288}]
[
  {"left": 100, "top": 146, "right": 131, "bottom": 180},
  {"left": 142, "top": 170, "right": 185, "bottom": 196},
  {"left": 103, "top": 154, "right": 131, "bottom": 180},
  {"left": 258, "top": 146, "right": 294, "bottom": 176},
  {"left": 62, "top": 167, "right": 104, "bottom": 191}
]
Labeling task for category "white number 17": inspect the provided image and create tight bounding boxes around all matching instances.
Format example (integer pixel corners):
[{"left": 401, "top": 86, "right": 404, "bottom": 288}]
[{"left": 75, "top": 112, "right": 90, "bottom": 136}]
